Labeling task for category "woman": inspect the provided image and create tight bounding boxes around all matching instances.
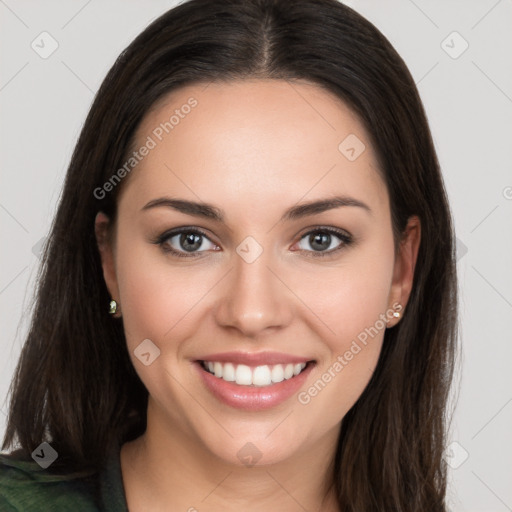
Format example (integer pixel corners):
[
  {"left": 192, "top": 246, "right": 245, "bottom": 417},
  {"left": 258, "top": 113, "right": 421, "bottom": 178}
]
[{"left": 0, "top": 0, "right": 458, "bottom": 510}]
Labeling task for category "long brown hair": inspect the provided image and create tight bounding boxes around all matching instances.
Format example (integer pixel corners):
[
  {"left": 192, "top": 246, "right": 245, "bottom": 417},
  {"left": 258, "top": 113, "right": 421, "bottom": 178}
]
[{"left": 2, "top": 1, "right": 458, "bottom": 509}]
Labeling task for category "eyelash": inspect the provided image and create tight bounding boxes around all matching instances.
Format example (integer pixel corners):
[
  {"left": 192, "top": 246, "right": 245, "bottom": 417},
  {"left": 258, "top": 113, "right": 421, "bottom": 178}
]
[{"left": 152, "top": 226, "right": 353, "bottom": 259}]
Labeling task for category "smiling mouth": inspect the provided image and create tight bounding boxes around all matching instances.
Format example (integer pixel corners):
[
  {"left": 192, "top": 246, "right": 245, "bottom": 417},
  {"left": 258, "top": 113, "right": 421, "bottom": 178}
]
[{"left": 200, "top": 360, "right": 313, "bottom": 387}]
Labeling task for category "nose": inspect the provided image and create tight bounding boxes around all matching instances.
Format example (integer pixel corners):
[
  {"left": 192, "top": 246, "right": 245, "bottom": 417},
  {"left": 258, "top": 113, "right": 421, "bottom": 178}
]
[{"left": 214, "top": 247, "right": 294, "bottom": 338}]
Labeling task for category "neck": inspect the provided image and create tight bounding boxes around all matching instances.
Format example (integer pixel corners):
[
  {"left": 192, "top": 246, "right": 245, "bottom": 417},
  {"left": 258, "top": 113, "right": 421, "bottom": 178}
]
[{"left": 121, "top": 402, "right": 340, "bottom": 512}]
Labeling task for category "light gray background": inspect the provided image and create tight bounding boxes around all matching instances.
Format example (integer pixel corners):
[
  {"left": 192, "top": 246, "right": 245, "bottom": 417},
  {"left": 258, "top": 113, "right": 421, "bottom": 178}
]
[{"left": 1, "top": 1, "right": 511, "bottom": 510}]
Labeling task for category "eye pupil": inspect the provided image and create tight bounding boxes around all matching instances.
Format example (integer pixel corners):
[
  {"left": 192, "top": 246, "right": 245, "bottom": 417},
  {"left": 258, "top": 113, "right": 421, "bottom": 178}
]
[
  {"left": 310, "top": 232, "right": 331, "bottom": 251},
  {"left": 180, "top": 232, "right": 202, "bottom": 251}
]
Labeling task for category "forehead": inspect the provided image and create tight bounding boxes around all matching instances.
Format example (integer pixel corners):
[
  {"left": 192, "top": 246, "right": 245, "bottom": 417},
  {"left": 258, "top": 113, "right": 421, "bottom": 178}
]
[{"left": 119, "top": 79, "right": 387, "bottom": 217}]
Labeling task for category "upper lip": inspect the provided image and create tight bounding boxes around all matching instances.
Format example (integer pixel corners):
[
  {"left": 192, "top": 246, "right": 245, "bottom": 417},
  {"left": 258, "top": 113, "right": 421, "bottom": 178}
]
[{"left": 196, "top": 351, "right": 314, "bottom": 366}]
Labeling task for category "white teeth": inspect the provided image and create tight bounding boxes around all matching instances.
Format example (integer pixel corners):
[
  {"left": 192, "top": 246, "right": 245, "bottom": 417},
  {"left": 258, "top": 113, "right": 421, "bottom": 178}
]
[
  {"left": 223, "top": 362, "right": 235, "bottom": 382},
  {"left": 271, "top": 364, "right": 284, "bottom": 383},
  {"left": 214, "top": 362, "right": 223, "bottom": 378},
  {"left": 202, "top": 361, "right": 309, "bottom": 386},
  {"left": 235, "top": 364, "right": 253, "bottom": 385},
  {"left": 252, "top": 365, "right": 272, "bottom": 386}
]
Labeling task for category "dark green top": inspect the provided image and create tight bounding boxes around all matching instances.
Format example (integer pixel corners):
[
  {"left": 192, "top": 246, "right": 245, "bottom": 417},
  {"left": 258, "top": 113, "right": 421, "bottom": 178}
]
[{"left": 0, "top": 446, "right": 129, "bottom": 511}]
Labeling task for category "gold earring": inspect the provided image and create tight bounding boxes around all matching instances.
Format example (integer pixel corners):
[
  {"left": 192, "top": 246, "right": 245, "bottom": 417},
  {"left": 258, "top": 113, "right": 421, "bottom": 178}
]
[{"left": 109, "top": 300, "right": 117, "bottom": 315}]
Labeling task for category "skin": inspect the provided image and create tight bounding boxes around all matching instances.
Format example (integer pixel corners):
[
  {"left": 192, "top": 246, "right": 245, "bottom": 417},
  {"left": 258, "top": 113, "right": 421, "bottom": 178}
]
[{"left": 95, "top": 79, "right": 420, "bottom": 512}]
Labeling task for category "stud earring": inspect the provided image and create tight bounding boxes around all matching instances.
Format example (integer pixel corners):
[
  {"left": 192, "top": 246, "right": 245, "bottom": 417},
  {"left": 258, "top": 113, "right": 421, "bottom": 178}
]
[
  {"left": 109, "top": 300, "right": 118, "bottom": 315},
  {"left": 387, "top": 303, "right": 402, "bottom": 324}
]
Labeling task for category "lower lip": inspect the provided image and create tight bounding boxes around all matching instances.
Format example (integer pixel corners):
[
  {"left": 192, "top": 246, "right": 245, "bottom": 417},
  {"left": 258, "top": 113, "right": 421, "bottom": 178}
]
[{"left": 195, "top": 361, "right": 315, "bottom": 411}]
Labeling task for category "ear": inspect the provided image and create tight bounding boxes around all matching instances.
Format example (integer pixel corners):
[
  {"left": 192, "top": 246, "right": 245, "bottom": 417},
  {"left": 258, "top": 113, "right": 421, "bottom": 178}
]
[
  {"left": 94, "top": 212, "right": 120, "bottom": 306},
  {"left": 387, "top": 215, "right": 421, "bottom": 327}
]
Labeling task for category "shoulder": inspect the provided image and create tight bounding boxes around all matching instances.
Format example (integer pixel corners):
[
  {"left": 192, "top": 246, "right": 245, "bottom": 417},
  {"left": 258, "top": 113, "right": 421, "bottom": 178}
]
[{"left": 0, "top": 451, "right": 100, "bottom": 511}]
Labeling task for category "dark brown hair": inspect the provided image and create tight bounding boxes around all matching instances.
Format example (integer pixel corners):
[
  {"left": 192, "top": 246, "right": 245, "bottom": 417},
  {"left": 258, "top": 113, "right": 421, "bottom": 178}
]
[{"left": 2, "top": 1, "right": 458, "bottom": 510}]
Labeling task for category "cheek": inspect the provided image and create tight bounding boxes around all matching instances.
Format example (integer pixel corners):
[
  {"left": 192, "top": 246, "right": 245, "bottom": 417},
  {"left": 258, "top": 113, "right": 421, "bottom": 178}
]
[
  {"left": 113, "top": 239, "right": 211, "bottom": 421},
  {"left": 292, "top": 237, "right": 394, "bottom": 417},
  {"left": 293, "top": 238, "right": 395, "bottom": 349},
  {"left": 113, "top": 233, "right": 195, "bottom": 348}
]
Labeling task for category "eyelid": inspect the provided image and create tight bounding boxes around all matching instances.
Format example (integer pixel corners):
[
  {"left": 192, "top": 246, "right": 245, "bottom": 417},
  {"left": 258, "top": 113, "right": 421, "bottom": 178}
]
[
  {"left": 296, "top": 225, "right": 352, "bottom": 241},
  {"left": 153, "top": 227, "right": 219, "bottom": 257},
  {"left": 153, "top": 225, "right": 354, "bottom": 258},
  {"left": 292, "top": 226, "right": 353, "bottom": 257}
]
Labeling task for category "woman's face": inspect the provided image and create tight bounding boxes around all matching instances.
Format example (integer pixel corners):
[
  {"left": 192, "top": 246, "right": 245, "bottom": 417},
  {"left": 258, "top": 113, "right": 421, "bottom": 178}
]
[{"left": 97, "top": 79, "right": 419, "bottom": 466}]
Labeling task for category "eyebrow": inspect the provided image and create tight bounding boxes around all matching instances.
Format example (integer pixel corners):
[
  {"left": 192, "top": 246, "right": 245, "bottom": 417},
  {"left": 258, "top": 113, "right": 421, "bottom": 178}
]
[{"left": 141, "top": 195, "right": 372, "bottom": 222}]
